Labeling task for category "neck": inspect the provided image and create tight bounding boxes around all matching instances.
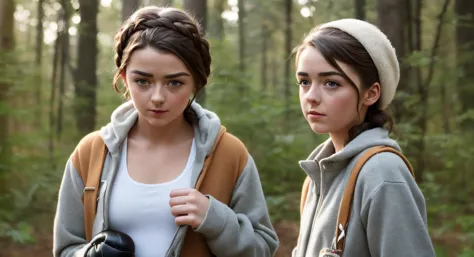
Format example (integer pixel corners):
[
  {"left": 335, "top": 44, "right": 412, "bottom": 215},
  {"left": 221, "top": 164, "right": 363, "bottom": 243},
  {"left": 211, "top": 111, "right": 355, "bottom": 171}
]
[
  {"left": 329, "top": 131, "right": 349, "bottom": 153},
  {"left": 130, "top": 114, "right": 194, "bottom": 146}
]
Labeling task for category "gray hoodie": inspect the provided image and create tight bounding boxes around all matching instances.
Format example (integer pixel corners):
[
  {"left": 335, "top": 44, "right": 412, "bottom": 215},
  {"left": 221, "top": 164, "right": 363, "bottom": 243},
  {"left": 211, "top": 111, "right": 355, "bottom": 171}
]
[
  {"left": 53, "top": 101, "right": 278, "bottom": 257},
  {"left": 292, "top": 128, "right": 435, "bottom": 257}
]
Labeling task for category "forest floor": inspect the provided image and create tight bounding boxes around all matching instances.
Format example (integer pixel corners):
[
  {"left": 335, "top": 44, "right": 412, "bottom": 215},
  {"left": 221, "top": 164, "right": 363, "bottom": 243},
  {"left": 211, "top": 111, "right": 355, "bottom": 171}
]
[
  {"left": 0, "top": 214, "right": 466, "bottom": 257},
  {"left": 0, "top": 215, "right": 299, "bottom": 257}
]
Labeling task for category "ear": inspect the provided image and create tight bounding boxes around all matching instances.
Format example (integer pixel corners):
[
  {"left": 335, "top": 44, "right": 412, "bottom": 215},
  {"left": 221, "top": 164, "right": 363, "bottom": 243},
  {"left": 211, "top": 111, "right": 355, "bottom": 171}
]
[{"left": 362, "top": 82, "right": 381, "bottom": 107}]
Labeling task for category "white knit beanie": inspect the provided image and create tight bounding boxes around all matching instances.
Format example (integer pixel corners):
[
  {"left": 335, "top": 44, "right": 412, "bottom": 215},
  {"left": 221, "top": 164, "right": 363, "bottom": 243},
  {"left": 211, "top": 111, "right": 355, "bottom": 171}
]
[{"left": 318, "top": 18, "right": 399, "bottom": 110}]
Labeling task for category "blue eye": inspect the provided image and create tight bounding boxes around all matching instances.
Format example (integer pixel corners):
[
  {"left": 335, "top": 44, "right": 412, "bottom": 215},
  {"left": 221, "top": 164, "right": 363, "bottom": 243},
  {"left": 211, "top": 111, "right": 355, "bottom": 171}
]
[
  {"left": 168, "top": 80, "right": 183, "bottom": 87},
  {"left": 134, "top": 78, "right": 149, "bottom": 86},
  {"left": 326, "top": 81, "right": 340, "bottom": 88},
  {"left": 297, "top": 80, "right": 310, "bottom": 87}
]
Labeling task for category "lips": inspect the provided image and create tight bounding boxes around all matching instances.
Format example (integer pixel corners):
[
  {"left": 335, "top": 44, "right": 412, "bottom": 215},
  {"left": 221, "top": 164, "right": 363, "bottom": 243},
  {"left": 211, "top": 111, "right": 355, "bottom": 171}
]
[
  {"left": 149, "top": 109, "right": 168, "bottom": 115},
  {"left": 308, "top": 110, "right": 325, "bottom": 116}
]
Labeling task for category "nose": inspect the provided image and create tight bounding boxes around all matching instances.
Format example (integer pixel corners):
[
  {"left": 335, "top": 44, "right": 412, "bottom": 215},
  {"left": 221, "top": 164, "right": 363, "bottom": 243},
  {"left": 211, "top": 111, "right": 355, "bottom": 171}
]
[
  {"left": 305, "top": 83, "right": 321, "bottom": 104},
  {"left": 151, "top": 84, "right": 165, "bottom": 104}
]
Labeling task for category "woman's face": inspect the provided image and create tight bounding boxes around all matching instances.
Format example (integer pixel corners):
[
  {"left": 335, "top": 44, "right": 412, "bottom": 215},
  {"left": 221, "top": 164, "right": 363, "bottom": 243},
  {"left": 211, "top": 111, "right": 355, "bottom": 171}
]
[
  {"left": 297, "top": 46, "right": 369, "bottom": 137},
  {"left": 124, "top": 46, "right": 195, "bottom": 128}
]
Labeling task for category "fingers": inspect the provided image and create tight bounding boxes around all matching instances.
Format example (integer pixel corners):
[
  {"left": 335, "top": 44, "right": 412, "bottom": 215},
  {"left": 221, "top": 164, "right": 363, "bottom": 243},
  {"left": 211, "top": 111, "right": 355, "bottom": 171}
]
[
  {"left": 169, "top": 196, "right": 188, "bottom": 207},
  {"left": 170, "top": 203, "right": 199, "bottom": 217},
  {"left": 175, "top": 214, "right": 200, "bottom": 229},
  {"left": 168, "top": 188, "right": 209, "bottom": 229},
  {"left": 169, "top": 188, "right": 194, "bottom": 198}
]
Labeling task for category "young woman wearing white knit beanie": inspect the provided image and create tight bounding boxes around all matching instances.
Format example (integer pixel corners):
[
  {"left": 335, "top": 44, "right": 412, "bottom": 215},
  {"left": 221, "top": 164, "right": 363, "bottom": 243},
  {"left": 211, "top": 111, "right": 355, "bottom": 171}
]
[{"left": 293, "top": 19, "right": 435, "bottom": 257}]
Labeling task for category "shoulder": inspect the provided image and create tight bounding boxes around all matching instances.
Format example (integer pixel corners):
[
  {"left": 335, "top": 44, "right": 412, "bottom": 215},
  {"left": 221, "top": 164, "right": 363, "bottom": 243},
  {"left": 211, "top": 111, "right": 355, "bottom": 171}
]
[
  {"left": 355, "top": 149, "right": 416, "bottom": 192},
  {"left": 219, "top": 131, "right": 248, "bottom": 155},
  {"left": 72, "top": 131, "right": 104, "bottom": 156},
  {"left": 71, "top": 131, "right": 105, "bottom": 175},
  {"left": 213, "top": 129, "right": 250, "bottom": 174},
  {"left": 352, "top": 150, "right": 421, "bottom": 209},
  {"left": 77, "top": 131, "right": 103, "bottom": 148}
]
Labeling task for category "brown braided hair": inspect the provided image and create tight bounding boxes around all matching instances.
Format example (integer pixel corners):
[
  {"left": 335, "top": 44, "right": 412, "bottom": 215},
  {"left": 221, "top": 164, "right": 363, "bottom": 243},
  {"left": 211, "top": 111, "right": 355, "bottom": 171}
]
[{"left": 113, "top": 6, "right": 211, "bottom": 124}]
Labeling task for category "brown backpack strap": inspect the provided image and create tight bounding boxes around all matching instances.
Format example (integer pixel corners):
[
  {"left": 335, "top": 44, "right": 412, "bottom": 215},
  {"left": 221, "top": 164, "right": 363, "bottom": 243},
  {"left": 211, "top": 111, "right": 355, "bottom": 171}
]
[
  {"left": 335, "top": 146, "right": 414, "bottom": 253},
  {"left": 300, "top": 176, "right": 311, "bottom": 215},
  {"left": 180, "top": 126, "right": 249, "bottom": 257},
  {"left": 194, "top": 126, "right": 227, "bottom": 190},
  {"left": 71, "top": 131, "right": 108, "bottom": 242}
]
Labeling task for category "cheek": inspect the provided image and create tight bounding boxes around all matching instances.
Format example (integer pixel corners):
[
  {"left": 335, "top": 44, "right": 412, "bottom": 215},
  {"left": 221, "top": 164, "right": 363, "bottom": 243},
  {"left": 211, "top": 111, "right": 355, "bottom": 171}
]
[
  {"left": 129, "top": 86, "right": 147, "bottom": 101},
  {"left": 327, "top": 90, "right": 359, "bottom": 118},
  {"left": 177, "top": 92, "right": 191, "bottom": 103},
  {"left": 332, "top": 94, "right": 354, "bottom": 107},
  {"left": 299, "top": 88, "right": 306, "bottom": 105},
  {"left": 169, "top": 87, "right": 193, "bottom": 106},
  {"left": 299, "top": 89, "right": 307, "bottom": 116}
]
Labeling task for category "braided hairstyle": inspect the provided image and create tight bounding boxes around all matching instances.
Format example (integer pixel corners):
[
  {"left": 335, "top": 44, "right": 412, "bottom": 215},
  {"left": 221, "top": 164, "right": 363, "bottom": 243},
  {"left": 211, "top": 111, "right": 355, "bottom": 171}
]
[
  {"left": 113, "top": 6, "right": 211, "bottom": 124},
  {"left": 294, "top": 27, "right": 394, "bottom": 144}
]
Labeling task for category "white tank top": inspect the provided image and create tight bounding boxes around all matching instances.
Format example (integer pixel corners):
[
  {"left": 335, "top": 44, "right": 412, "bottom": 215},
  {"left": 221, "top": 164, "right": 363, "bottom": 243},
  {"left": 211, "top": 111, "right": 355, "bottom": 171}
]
[{"left": 108, "top": 138, "right": 195, "bottom": 257}]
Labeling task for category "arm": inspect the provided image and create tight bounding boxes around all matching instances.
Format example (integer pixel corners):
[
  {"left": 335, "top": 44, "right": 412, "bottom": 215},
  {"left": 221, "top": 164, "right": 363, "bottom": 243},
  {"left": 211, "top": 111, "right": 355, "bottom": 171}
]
[
  {"left": 53, "top": 158, "right": 88, "bottom": 257},
  {"left": 360, "top": 162, "right": 435, "bottom": 257},
  {"left": 194, "top": 155, "right": 279, "bottom": 257}
]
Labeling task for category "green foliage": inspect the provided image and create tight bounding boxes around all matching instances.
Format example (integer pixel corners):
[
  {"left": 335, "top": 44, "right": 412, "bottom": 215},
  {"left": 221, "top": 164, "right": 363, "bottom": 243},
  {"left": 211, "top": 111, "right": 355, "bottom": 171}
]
[
  {"left": 0, "top": 218, "right": 36, "bottom": 244},
  {"left": 418, "top": 131, "right": 474, "bottom": 256},
  {"left": 0, "top": 1, "right": 473, "bottom": 255}
]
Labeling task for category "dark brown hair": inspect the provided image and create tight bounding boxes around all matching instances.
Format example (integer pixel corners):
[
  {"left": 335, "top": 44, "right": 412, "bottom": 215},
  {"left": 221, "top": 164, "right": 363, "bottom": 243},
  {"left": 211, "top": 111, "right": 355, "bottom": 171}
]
[
  {"left": 113, "top": 6, "right": 211, "bottom": 123},
  {"left": 294, "top": 27, "right": 393, "bottom": 143}
]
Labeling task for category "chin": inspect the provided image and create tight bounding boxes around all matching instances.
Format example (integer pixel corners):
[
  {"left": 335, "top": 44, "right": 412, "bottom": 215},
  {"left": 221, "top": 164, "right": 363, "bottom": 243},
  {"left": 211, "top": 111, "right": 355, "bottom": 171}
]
[
  {"left": 146, "top": 118, "right": 171, "bottom": 128},
  {"left": 308, "top": 123, "right": 330, "bottom": 135}
]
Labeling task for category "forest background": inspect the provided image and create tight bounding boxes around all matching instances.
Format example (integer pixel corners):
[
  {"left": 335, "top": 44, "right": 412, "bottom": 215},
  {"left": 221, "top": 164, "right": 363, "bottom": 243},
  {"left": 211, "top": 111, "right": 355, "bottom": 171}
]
[{"left": 0, "top": 0, "right": 473, "bottom": 256}]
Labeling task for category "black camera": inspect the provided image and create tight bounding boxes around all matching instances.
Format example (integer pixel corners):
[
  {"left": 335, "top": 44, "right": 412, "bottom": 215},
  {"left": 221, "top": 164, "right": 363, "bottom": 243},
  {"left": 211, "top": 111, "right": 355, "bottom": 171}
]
[{"left": 84, "top": 229, "right": 135, "bottom": 257}]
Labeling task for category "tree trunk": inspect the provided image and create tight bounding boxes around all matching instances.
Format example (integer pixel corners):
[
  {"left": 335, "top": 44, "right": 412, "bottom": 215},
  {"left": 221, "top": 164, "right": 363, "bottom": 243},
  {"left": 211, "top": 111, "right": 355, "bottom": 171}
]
[
  {"left": 35, "top": 0, "right": 44, "bottom": 68},
  {"left": 455, "top": 0, "right": 474, "bottom": 129},
  {"left": 213, "top": 0, "right": 225, "bottom": 41},
  {"left": 355, "top": 0, "right": 366, "bottom": 20},
  {"left": 284, "top": 0, "right": 292, "bottom": 130},
  {"left": 271, "top": 34, "right": 279, "bottom": 93},
  {"left": 57, "top": 0, "right": 71, "bottom": 138},
  {"left": 238, "top": 0, "right": 245, "bottom": 73},
  {"left": 406, "top": 0, "right": 413, "bottom": 53},
  {"left": 183, "top": 0, "right": 207, "bottom": 31},
  {"left": 35, "top": 0, "right": 44, "bottom": 126},
  {"left": 417, "top": 0, "right": 449, "bottom": 183},
  {"left": 376, "top": 0, "right": 408, "bottom": 123},
  {"left": 441, "top": 80, "right": 450, "bottom": 133},
  {"left": 0, "top": 0, "right": 14, "bottom": 195},
  {"left": 49, "top": 12, "right": 62, "bottom": 168},
  {"left": 413, "top": 0, "right": 424, "bottom": 183},
  {"left": 183, "top": 0, "right": 207, "bottom": 104},
  {"left": 122, "top": 0, "right": 140, "bottom": 21},
  {"left": 261, "top": 22, "right": 268, "bottom": 91},
  {"left": 74, "top": 0, "right": 99, "bottom": 136}
]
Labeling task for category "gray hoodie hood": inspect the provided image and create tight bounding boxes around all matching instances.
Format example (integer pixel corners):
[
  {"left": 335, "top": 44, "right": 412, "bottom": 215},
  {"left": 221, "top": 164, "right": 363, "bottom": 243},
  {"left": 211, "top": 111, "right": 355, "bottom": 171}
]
[
  {"left": 304, "top": 128, "right": 400, "bottom": 164},
  {"left": 299, "top": 128, "right": 401, "bottom": 188},
  {"left": 99, "top": 100, "right": 221, "bottom": 159}
]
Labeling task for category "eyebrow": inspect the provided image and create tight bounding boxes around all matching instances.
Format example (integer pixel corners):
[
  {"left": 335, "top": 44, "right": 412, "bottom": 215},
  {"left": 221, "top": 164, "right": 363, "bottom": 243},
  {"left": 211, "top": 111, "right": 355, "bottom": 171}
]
[
  {"left": 296, "top": 71, "right": 345, "bottom": 78},
  {"left": 130, "top": 70, "right": 153, "bottom": 77},
  {"left": 296, "top": 71, "right": 309, "bottom": 77},
  {"left": 164, "top": 72, "right": 191, "bottom": 79},
  {"left": 130, "top": 70, "right": 191, "bottom": 79}
]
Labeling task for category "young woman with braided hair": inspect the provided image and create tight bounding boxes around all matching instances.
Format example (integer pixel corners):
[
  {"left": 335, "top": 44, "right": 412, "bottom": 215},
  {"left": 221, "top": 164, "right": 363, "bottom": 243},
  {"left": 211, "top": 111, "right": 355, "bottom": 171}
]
[{"left": 53, "top": 6, "right": 278, "bottom": 257}]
